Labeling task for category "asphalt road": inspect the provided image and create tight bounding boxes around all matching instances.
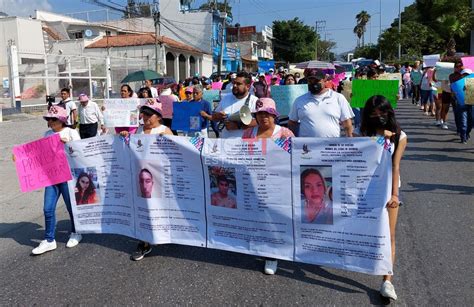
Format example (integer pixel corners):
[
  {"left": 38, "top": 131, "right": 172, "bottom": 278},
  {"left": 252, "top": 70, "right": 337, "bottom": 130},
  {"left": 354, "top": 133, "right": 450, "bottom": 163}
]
[{"left": 0, "top": 100, "right": 472, "bottom": 305}]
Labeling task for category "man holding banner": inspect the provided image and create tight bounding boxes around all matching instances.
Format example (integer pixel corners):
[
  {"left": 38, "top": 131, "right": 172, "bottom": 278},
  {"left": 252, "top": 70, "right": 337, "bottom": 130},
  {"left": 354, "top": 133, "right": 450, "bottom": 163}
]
[{"left": 288, "top": 70, "right": 354, "bottom": 138}]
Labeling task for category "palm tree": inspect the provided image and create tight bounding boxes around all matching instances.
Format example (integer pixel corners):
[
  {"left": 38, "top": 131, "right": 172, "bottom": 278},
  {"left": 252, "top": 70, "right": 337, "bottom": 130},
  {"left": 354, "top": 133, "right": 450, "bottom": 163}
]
[
  {"left": 355, "top": 10, "right": 371, "bottom": 47},
  {"left": 353, "top": 24, "right": 363, "bottom": 48}
]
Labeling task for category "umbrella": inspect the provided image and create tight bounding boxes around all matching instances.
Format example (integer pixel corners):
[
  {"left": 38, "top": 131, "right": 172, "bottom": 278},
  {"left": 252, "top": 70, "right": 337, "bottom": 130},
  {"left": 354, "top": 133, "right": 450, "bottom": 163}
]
[
  {"left": 334, "top": 64, "right": 346, "bottom": 74},
  {"left": 121, "top": 70, "right": 162, "bottom": 83},
  {"left": 295, "top": 60, "right": 335, "bottom": 70}
]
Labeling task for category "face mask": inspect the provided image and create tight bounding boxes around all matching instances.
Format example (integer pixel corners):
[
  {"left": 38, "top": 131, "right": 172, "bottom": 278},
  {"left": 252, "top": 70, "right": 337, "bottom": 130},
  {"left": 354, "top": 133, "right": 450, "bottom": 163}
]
[
  {"left": 308, "top": 81, "right": 323, "bottom": 94},
  {"left": 369, "top": 115, "right": 388, "bottom": 127}
]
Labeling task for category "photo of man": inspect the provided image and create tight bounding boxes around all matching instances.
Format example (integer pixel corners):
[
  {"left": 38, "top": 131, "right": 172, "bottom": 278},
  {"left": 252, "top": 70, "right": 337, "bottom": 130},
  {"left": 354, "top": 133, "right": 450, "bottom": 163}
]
[
  {"left": 138, "top": 168, "right": 154, "bottom": 199},
  {"left": 211, "top": 175, "right": 237, "bottom": 209}
]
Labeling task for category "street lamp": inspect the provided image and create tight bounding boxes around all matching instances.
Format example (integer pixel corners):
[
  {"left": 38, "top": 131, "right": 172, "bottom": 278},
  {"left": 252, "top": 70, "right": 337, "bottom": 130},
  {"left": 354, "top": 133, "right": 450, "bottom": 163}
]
[
  {"left": 398, "top": 0, "right": 401, "bottom": 60},
  {"left": 235, "top": 23, "right": 242, "bottom": 71}
]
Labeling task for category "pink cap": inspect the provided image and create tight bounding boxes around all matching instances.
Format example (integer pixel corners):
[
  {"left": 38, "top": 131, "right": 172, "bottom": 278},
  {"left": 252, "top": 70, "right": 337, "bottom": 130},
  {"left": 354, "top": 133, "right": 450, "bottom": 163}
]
[
  {"left": 255, "top": 98, "right": 279, "bottom": 117},
  {"left": 140, "top": 100, "right": 163, "bottom": 116},
  {"left": 78, "top": 93, "right": 89, "bottom": 102},
  {"left": 185, "top": 86, "right": 193, "bottom": 93},
  {"left": 43, "top": 106, "right": 68, "bottom": 124}
]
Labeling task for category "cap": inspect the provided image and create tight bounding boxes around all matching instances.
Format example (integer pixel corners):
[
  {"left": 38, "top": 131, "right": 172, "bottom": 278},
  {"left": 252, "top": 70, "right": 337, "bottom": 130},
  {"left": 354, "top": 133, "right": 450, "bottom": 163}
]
[
  {"left": 461, "top": 69, "right": 473, "bottom": 75},
  {"left": 140, "top": 100, "right": 163, "bottom": 117},
  {"left": 255, "top": 97, "right": 279, "bottom": 117},
  {"left": 43, "top": 106, "right": 68, "bottom": 124},
  {"left": 185, "top": 86, "right": 193, "bottom": 93},
  {"left": 231, "top": 73, "right": 237, "bottom": 79},
  {"left": 272, "top": 75, "right": 278, "bottom": 79},
  {"left": 269, "top": 68, "right": 274, "bottom": 72},
  {"left": 278, "top": 67, "right": 284, "bottom": 72},
  {"left": 258, "top": 72, "right": 265, "bottom": 77},
  {"left": 306, "top": 69, "right": 326, "bottom": 80},
  {"left": 78, "top": 93, "right": 89, "bottom": 102}
]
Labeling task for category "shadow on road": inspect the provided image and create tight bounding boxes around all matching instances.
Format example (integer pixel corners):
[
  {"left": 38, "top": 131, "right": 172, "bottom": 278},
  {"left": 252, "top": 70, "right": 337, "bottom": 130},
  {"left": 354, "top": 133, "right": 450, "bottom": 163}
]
[
  {"left": 406, "top": 182, "right": 474, "bottom": 195},
  {"left": 403, "top": 153, "right": 474, "bottom": 163}
]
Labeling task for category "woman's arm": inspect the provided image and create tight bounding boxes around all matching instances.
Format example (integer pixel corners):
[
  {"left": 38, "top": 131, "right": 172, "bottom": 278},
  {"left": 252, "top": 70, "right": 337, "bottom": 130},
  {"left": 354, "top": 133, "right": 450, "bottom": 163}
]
[{"left": 387, "top": 136, "right": 407, "bottom": 208}]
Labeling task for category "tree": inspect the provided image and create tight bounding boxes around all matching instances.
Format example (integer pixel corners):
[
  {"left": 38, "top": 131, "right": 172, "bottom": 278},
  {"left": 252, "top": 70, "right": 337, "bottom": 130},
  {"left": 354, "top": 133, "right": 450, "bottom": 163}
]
[
  {"left": 124, "top": 0, "right": 151, "bottom": 18},
  {"left": 353, "top": 24, "right": 363, "bottom": 48},
  {"left": 272, "top": 18, "right": 318, "bottom": 63},
  {"left": 354, "top": 10, "right": 371, "bottom": 47},
  {"left": 199, "top": 1, "right": 233, "bottom": 18}
]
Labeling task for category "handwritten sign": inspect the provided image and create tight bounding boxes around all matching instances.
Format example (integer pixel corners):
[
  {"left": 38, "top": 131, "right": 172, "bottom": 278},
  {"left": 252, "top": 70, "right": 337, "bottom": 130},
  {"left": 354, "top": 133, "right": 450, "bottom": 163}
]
[
  {"left": 103, "top": 98, "right": 140, "bottom": 127},
  {"left": 202, "top": 90, "right": 220, "bottom": 103},
  {"left": 158, "top": 95, "right": 176, "bottom": 119},
  {"left": 423, "top": 54, "right": 440, "bottom": 68},
  {"left": 270, "top": 84, "right": 308, "bottom": 116},
  {"left": 171, "top": 101, "right": 202, "bottom": 132},
  {"left": 351, "top": 79, "right": 399, "bottom": 108},
  {"left": 462, "top": 56, "right": 474, "bottom": 71},
  {"left": 435, "top": 62, "right": 454, "bottom": 81},
  {"left": 13, "top": 134, "right": 72, "bottom": 192}
]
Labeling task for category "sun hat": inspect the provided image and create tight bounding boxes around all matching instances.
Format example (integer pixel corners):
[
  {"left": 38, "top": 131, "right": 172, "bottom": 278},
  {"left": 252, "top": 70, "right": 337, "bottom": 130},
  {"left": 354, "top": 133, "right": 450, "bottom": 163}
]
[
  {"left": 43, "top": 105, "right": 68, "bottom": 124},
  {"left": 140, "top": 100, "right": 163, "bottom": 117},
  {"left": 255, "top": 97, "right": 279, "bottom": 117},
  {"left": 78, "top": 93, "right": 89, "bottom": 102},
  {"left": 185, "top": 86, "right": 193, "bottom": 93}
]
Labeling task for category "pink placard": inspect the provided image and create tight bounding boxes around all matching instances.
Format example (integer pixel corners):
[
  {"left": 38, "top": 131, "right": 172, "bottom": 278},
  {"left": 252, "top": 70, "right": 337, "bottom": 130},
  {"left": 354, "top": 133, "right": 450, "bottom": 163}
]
[
  {"left": 462, "top": 56, "right": 474, "bottom": 70},
  {"left": 211, "top": 81, "right": 223, "bottom": 90},
  {"left": 158, "top": 95, "right": 175, "bottom": 119},
  {"left": 13, "top": 133, "right": 72, "bottom": 193}
]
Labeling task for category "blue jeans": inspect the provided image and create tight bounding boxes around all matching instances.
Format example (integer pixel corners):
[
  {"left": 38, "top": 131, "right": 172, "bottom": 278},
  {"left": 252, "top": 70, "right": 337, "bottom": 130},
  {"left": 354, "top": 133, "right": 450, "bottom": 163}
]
[
  {"left": 352, "top": 107, "right": 362, "bottom": 129},
  {"left": 454, "top": 105, "right": 473, "bottom": 142},
  {"left": 43, "top": 182, "right": 76, "bottom": 242},
  {"left": 421, "top": 89, "right": 434, "bottom": 105}
]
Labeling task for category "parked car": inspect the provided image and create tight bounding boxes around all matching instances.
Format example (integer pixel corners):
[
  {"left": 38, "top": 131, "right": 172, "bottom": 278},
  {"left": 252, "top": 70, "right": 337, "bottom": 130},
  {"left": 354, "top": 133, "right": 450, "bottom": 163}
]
[
  {"left": 338, "top": 62, "right": 354, "bottom": 80},
  {"left": 150, "top": 76, "right": 177, "bottom": 93},
  {"left": 209, "top": 71, "right": 234, "bottom": 81}
]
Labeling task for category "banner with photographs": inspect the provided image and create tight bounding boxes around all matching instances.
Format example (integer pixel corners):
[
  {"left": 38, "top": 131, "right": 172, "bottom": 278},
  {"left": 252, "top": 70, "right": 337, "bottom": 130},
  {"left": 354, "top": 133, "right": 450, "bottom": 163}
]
[{"left": 65, "top": 135, "right": 392, "bottom": 275}]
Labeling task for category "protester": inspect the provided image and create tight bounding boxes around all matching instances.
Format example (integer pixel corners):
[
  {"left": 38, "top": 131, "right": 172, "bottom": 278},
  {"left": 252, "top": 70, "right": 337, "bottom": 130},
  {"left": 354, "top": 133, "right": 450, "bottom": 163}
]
[
  {"left": 284, "top": 74, "right": 296, "bottom": 85},
  {"left": 433, "top": 68, "right": 450, "bottom": 128},
  {"left": 402, "top": 63, "right": 412, "bottom": 99},
  {"left": 160, "top": 86, "right": 179, "bottom": 135},
  {"left": 288, "top": 69, "right": 354, "bottom": 138},
  {"left": 77, "top": 94, "right": 105, "bottom": 139},
  {"left": 190, "top": 84, "right": 212, "bottom": 137},
  {"left": 120, "top": 84, "right": 134, "bottom": 98},
  {"left": 137, "top": 87, "right": 154, "bottom": 100},
  {"left": 54, "top": 88, "right": 77, "bottom": 128},
  {"left": 294, "top": 72, "right": 301, "bottom": 83},
  {"left": 359, "top": 95, "right": 407, "bottom": 301},
  {"left": 145, "top": 79, "right": 158, "bottom": 98},
  {"left": 410, "top": 61, "right": 422, "bottom": 105},
  {"left": 183, "top": 86, "right": 194, "bottom": 102},
  {"left": 122, "top": 101, "right": 174, "bottom": 261},
  {"left": 420, "top": 66, "right": 436, "bottom": 115},
  {"left": 26, "top": 106, "right": 82, "bottom": 255},
  {"left": 212, "top": 71, "right": 258, "bottom": 138},
  {"left": 253, "top": 73, "right": 270, "bottom": 98},
  {"left": 450, "top": 61, "right": 473, "bottom": 144}
]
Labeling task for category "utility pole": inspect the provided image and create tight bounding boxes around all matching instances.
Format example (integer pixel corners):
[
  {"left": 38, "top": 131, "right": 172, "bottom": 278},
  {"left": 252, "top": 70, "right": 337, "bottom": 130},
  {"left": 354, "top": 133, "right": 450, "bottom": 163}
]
[
  {"left": 315, "top": 20, "right": 325, "bottom": 61},
  {"left": 218, "top": 0, "right": 227, "bottom": 74},
  {"left": 379, "top": 0, "right": 382, "bottom": 61},
  {"left": 398, "top": 0, "right": 402, "bottom": 60},
  {"left": 153, "top": 0, "right": 162, "bottom": 74}
]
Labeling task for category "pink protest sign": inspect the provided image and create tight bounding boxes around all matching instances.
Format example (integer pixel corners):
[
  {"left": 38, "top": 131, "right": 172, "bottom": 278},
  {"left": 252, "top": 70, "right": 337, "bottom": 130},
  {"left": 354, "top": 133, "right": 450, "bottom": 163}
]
[
  {"left": 211, "top": 81, "right": 223, "bottom": 90},
  {"left": 462, "top": 56, "right": 474, "bottom": 70},
  {"left": 13, "top": 133, "right": 72, "bottom": 193},
  {"left": 158, "top": 95, "right": 176, "bottom": 119}
]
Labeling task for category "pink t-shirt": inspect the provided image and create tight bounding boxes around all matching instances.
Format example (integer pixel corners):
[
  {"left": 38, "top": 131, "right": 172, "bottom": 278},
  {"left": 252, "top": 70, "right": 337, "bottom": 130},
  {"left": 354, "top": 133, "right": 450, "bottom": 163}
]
[{"left": 242, "top": 125, "right": 294, "bottom": 139}]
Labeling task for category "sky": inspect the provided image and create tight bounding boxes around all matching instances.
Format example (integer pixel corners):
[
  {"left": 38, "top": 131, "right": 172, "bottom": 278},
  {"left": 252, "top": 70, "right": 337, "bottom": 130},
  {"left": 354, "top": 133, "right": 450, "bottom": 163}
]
[{"left": 0, "top": 0, "right": 415, "bottom": 54}]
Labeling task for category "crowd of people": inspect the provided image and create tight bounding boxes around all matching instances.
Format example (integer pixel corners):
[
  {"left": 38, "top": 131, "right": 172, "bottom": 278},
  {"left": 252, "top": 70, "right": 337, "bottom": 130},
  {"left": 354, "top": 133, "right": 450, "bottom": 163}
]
[{"left": 22, "top": 60, "right": 419, "bottom": 301}]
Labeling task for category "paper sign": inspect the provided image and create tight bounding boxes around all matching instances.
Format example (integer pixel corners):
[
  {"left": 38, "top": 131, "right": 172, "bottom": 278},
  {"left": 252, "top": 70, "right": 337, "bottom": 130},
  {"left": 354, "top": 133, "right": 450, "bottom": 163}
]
[
  {"left": 351, "top": 80, "right": 399, "bottom": 108},
  {"left": 462, "top": 56, "right": 474, "bottom": 70},
  {"left": 423, "top": 54, "right": 440, "bottom": 68},
  {"left": 103, "top": 98, "right": 140, "bottom": 127},
  {"left": 378, "top": 73, "right": 401, "bottom": 82},
  {"left": 202, "top": 90, "right": 220, "bottom": 103},
  {"left": 465, "top": 78, "right": 474, "bottom": 105},
  {"left": 158, "top": 95, "right": 176, "bottom": 119},
  {"left": 270, "top": 84, "right": 308, "bottom": 116},
  {"left": 171, "top": 101, "right": 202, "bottom": 132},
  {"left": 341, "top": 80, "right": 352, "bottom": 102},
  {"left": 211, "top": 81, "right": 223, "bottom": 90},
  {"left": 13, "top": 133, "right": 72, "bottom": 192},
  {"left": 435, "top": 62, "right": 455, "bottom": 81}
]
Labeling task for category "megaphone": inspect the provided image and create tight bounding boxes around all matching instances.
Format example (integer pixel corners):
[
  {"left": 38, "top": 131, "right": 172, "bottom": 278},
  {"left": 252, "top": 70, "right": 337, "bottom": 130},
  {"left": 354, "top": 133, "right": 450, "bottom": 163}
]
[{"left": 218, "top": 105, "right": 253, "bottom": 131}]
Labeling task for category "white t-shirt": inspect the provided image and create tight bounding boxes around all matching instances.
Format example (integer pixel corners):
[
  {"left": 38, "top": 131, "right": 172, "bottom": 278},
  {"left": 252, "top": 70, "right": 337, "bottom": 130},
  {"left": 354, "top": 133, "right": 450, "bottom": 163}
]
[
  {"left": 289, "top": 90, "right": 354, "bottom": 138},
  {"left": 215, "top": 93, "right": 258, "bottom": 138},
  {"left": 149, "top": 87, "right": 159, "bottom": 98},
  {"left": 55, "top": 99, "right": 77, "bottom": 126},
  {"left": 44, "top": 127, "right": 81, "bottom": 142},
  {"left": 136, "top": 125, "right": 167, "bottom": 135}
]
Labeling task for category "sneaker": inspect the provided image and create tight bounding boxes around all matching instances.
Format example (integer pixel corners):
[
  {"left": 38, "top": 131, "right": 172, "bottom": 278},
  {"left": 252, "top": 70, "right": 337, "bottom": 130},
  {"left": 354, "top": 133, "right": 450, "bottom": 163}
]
[
  {"left": 264, "top": 259, "right": 278, "bottom": 275},
  {"left": 380, "top": 280, "right": 398, "bottom": 300},
  {"left": 442, "top": 124, "right": 448, "bottom": 130},
  {"left": 66, "top": 233, "right": 82, "bottom": 248},
  {"left": 420, "top": 106, "right": 424, "bottom": 110},
  {"left": 435, "top": 120, "right": 442, "bottom": 126},
  {"left": 424, "top": 112, "right": 429, "bottom": 116},
  {"left": 131, "top": 241, "right": 152, "bottom": 261},
  {"left": 32, "top": 240, "right": 57, "bottom": 255}
]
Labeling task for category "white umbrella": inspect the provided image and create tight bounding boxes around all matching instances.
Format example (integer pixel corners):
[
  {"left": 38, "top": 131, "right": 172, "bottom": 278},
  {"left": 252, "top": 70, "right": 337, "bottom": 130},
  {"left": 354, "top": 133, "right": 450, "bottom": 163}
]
[{"left": 295, "top": 60, "right": 335, "bottom": 70}]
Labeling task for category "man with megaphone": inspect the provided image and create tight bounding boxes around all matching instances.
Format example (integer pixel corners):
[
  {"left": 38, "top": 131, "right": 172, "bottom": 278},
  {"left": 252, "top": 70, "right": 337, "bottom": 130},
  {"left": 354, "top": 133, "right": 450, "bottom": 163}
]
[{"left": 212, "top": 71, "right": 258, "bottom": 138}]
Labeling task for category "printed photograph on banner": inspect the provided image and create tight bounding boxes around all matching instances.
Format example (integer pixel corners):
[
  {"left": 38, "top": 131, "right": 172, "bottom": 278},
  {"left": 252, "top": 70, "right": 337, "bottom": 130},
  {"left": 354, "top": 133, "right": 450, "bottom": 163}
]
[
  {"left": 136, "top": 161, "right": 161, "bottom": 199},
  {"left": 72, "top": 167, "right": 100, "bottom": 205},
  {"left": 129, "top": 112, "right": 138, "bottom": 126},
  {"left": 190, "top": 116, "right": 200, "bottom": 130},
  {"left": 300, "top": 165, "right": 333, "bottom": 225},
  {"left": 209, "top": 166, "right": 237, "bottom": 209}
]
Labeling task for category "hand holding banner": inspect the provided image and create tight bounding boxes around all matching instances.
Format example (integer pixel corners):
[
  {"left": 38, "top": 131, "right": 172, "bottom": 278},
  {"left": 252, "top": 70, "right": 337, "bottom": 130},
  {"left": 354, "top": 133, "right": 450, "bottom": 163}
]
[{"left": 13, "top": 133, "right": 72, "bottom": 192}]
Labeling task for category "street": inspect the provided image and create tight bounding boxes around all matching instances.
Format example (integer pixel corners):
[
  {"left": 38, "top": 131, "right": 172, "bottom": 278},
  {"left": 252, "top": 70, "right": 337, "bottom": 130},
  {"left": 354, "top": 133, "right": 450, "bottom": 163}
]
[{"left": 0, "top": 100, "right": 473, "bottom": 305}]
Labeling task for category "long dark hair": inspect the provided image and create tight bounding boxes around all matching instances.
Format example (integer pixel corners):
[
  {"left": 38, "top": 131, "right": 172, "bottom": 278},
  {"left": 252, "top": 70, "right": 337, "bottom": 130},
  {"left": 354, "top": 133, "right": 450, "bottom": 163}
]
[
  {"left": 75, "top": 172, "right": 96, "bottom": 203},
  {"left": 121, "top": 84, "right": 133, "bottom": 97},
  {"left": 360, "top": 95, "right": 401, "bottom": 143},
  {"left": 138, "top": 87, "right": 152, "bottom": 98}
]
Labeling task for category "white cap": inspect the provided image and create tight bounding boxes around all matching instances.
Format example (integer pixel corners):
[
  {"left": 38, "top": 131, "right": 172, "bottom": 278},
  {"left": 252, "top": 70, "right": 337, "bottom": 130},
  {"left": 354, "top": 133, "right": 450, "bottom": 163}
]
[
  {"left": 269, "top": 68, "right": 274, "bottom": 72},
  {"left": 461, "top": 69, "right": 473, "bottom": 75}
]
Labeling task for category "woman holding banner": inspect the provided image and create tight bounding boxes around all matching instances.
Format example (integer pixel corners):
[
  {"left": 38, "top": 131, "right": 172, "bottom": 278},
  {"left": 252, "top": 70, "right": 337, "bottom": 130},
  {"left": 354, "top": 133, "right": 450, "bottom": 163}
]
[
  {"left": 242, "top": 97, "right": 293, "bottom": 275},
  {"left": 28, "top": 106, "right": 82, "bottom": 255},
  {"left": 360, "top": 95, "right": 407, "bottom": 301},
  {"left": 121, "top": 100, "right": 173, "bottom": 261}
]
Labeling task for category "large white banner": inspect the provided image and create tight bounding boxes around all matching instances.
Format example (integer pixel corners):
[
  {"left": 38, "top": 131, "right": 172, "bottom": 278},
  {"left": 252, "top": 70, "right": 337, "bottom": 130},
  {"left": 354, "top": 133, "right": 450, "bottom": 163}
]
[{"left": 65, "top": 135, "right": 392, "bottom": 275}]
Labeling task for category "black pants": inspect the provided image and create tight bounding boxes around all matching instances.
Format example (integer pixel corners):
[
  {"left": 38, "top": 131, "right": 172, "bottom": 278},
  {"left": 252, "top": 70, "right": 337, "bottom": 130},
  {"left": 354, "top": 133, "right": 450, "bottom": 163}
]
[
  {"left": 162, "top": 118, "right": 178, "bottom": 135},
  {"left": 79, "top": 122, "right": 98, "bottom": 139}
]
